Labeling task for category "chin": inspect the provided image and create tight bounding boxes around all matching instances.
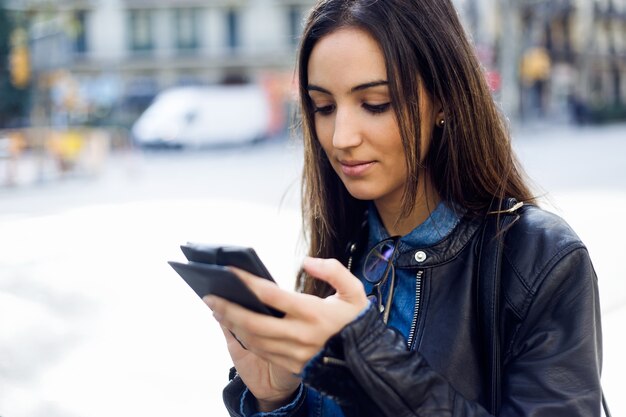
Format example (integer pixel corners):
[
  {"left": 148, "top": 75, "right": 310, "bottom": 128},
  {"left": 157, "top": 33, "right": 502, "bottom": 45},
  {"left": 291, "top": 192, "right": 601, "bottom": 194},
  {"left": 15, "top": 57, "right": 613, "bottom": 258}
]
[{"left": 343, "top": 184, "right": 380, "bottom": 202}]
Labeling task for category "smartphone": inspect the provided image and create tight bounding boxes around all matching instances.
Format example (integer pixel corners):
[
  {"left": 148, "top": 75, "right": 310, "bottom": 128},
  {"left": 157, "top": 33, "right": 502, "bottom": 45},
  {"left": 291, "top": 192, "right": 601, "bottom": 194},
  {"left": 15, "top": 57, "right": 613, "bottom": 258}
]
[
  {"left": 180, "top": 243, "right": 275, "bottom": 282},
  {"left": 170, "top": 244, "right": 284, "bottom": 318},
  {"left": 168, "top": 261, "right": 283, "bottom": 317}
]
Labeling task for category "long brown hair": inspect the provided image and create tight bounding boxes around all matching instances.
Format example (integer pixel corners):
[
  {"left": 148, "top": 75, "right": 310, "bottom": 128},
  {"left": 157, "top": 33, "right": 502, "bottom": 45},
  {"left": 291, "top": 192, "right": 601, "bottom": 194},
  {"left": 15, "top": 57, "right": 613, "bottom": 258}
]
[{"left": 296, "top": 0, "right": 534, "bottom": 296}]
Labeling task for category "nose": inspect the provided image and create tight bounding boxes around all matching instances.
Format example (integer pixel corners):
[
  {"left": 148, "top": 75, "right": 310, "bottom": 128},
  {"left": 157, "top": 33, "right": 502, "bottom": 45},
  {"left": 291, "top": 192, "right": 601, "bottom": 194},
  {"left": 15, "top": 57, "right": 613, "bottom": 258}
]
[{"left": 332, "top": 107, "right": 363, "bottom": 149}]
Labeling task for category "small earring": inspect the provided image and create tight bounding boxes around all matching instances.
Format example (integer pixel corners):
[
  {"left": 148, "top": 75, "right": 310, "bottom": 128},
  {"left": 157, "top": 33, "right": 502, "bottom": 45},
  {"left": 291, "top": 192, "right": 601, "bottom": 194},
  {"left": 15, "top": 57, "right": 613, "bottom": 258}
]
[{"left": 437, "top": 118, "right": 445, "bottom": 128}]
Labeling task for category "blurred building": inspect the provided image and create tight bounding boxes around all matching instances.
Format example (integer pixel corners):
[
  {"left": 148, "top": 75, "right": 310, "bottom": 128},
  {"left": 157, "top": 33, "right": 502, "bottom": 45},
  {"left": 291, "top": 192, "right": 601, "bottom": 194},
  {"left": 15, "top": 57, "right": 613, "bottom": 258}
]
[
  {"left": 582, "top": 0, "right": 626, "bottom": 109},
  {"left": 6, "top": 0, "right": 626, "bottom": 125},
  {"left": 7, "top": 0, "right": 313, "bottom": 126},
  {"left": 9, "top": 0, "right": 498, "bottom": 126},
  {"left": 519, "top": 0, "right": 626, "bottom": 121},
  {"left": 457, "top": 0, "right": 626, "bottom": 122},
  {"left": 72, "top": 0, "right": 310, "bottom": 80}
]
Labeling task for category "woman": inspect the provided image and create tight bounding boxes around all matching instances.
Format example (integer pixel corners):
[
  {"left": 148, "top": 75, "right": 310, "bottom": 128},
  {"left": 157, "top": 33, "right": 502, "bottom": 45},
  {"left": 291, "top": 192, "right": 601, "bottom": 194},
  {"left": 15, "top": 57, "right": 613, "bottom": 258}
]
[{"left": 205, "top": 0, "right": 604, "bottom": 416}]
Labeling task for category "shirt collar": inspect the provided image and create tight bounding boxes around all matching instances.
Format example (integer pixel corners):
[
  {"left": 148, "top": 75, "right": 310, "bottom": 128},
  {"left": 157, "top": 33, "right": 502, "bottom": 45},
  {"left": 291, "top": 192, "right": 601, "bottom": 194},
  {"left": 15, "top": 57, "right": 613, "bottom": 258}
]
[{"left": 367, "top": 201, "right": 462, "bottom": 250}]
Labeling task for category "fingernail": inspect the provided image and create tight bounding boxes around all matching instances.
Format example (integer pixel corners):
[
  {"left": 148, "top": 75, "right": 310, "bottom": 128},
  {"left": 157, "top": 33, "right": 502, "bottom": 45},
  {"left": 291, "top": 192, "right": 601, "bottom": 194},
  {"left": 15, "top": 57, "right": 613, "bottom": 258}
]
[
  {"left": 213, "top": 311, "right": 223, "bottom": 322},
  {"left": 204, "top": 296, "right": 215, "bottom": 310}
]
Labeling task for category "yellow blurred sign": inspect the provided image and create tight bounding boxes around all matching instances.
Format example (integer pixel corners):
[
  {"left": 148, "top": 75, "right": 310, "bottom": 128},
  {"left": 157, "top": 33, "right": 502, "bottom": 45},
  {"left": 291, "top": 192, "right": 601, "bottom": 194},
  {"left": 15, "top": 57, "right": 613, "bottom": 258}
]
[
  {"left": 520, "top": 47, "right": 551, "bottom": 85},
  {"left": 49, "top": 130, "right": 84, "bottom": 161},
  {"left": 9, "top": 45, "right": 31, "bottom": 89}
]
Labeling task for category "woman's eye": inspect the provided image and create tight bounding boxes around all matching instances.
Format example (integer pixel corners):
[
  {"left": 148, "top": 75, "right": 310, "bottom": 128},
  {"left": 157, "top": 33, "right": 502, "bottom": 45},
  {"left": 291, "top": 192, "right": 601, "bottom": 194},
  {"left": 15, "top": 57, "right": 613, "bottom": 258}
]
[
  {"left": 313, "top": 104, "right": 335, "bottom": 115},
  {"left": 363, "top": 102, "right": 391, "bottom": 114}
]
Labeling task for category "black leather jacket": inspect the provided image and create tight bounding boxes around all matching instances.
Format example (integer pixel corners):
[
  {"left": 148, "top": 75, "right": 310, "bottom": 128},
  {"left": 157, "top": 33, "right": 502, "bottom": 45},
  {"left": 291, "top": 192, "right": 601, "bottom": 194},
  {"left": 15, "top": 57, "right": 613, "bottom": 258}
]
[{"left": 223, "top": 204, "right": 603, "bottom": 416}]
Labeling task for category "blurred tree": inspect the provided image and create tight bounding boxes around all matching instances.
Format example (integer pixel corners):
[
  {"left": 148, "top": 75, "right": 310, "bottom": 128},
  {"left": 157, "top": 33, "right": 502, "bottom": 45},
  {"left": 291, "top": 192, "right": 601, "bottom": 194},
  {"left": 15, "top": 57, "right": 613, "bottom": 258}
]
[{"left": 0, "top": 0, "right": 31, "bottom": 128}]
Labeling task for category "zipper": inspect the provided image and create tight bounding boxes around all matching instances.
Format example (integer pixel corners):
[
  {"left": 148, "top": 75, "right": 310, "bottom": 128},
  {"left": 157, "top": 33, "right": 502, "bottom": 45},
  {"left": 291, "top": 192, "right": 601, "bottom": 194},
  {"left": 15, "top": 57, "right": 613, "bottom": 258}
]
[
  {"left": 406, "top": 270, "right": 424, "bottom": 349},
  {"left": 323, "top": 356, "right": 348, "bottom": 367}
]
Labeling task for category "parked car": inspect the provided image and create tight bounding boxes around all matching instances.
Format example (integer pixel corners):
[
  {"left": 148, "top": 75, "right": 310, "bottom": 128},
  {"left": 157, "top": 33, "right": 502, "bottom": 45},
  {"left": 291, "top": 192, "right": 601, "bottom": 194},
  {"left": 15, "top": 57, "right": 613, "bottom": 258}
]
[{"left": 131, "top": 84, "right": 273, "bottom": 148}]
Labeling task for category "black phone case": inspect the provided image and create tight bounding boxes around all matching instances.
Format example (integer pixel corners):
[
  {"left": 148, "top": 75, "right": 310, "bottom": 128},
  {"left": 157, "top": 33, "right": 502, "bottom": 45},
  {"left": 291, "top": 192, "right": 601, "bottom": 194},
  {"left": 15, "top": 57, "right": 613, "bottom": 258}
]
[
  {"left": 180, "top": 243, "right": 274, "bottom": 281},
  {"left": 168, "top": 261, "right": 284, "bottom": 318}
]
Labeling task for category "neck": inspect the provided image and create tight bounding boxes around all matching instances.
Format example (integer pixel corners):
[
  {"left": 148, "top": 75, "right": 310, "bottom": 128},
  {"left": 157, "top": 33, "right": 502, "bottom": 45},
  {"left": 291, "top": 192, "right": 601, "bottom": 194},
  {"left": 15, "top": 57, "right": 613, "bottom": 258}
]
[{"left": 374, "top": 176, "right": 440, "bottom": 237}]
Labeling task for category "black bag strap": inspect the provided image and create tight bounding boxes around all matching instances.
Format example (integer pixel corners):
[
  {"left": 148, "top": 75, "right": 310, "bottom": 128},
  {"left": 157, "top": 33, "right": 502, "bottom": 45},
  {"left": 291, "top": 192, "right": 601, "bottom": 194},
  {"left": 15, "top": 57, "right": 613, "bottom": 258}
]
[{"left": 477, "top": 199, "right": 611, "bottom": 417}]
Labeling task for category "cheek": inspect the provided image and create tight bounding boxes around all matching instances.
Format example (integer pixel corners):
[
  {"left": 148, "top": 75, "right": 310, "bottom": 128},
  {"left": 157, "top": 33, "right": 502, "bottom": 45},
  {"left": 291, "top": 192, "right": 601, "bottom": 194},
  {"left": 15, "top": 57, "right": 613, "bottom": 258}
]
[
  {"left": 382, "top": 120, "right": 409, "bottom": 178},
  {"left": 381, "top": 118, "right": 405, "bottom": 157},
  {"left": 314, "top": 117, "right": 334, "bottom": 152}
]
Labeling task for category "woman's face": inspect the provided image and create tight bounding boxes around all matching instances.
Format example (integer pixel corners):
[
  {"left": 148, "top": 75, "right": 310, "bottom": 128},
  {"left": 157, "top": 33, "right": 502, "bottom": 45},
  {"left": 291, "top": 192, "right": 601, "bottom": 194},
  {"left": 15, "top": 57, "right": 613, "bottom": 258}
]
[{"left": 307, "top": 27, "right": 438, "bottom": 209}]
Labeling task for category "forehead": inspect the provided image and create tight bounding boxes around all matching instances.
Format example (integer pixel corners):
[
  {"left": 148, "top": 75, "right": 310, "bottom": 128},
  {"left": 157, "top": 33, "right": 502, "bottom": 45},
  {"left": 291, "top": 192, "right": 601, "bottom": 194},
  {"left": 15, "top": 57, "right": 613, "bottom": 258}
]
[{"left": 307, "top": 27, "right": 387, "bottom": 88}]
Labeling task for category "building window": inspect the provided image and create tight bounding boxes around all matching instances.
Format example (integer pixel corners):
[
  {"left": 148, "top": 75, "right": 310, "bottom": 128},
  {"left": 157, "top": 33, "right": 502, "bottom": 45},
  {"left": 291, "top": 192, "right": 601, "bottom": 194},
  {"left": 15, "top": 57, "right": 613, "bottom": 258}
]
[
  {"left": 73, "top": 10, "right": 88, "bottom": 54},
  {"left": 174, "top": 8, "right": 200, "bottom": 50},
  {"left": 128, "top": 9, "right": 154, "bottom": 52},
  {"left": 225, "top": 8, "right": 239, "bottom": 51}
]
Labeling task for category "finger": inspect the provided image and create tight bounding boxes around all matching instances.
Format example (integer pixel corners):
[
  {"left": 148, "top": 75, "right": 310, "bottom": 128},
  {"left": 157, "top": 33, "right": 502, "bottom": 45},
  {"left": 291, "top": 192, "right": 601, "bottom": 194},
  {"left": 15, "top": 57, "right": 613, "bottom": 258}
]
[
  {"left": 228, "top": 266, "right": 281, "bottom": 294},
  {"left": 220, "top": 326, "right": 296, "bottom": 374},
  {"left": 208, "top": 292, "right": 324, "bottom": 368},
  {"left": 229, "top": 267, "right": 315, "bottom": 318},
  {"left": 220, "top": 325, "right": 249, "bottom": 353},
  {"left": 210, "top": 291, "right": 345, "bottom": 373},
  {"left": 206, "top": 293, "right": 291, "bottom": 341},
  {"left": 302, "top": 257, "right": 366, "bottom": 302},
  {"left": 239, "top": 336, "right": 317, "bottom": 375},
  {"left": 229, "top": 330, "right": 248, "bottom": 350},
  {"left": 221, "top": 319, "right": 304, "bottom": 367}
]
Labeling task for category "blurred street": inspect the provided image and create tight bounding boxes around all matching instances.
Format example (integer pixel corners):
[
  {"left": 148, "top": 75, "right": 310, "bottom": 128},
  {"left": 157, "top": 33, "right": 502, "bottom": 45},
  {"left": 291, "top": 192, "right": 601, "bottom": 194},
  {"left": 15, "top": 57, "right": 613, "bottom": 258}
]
[{"left": 1, "top": 123, "right": 625, "bottom": 417}]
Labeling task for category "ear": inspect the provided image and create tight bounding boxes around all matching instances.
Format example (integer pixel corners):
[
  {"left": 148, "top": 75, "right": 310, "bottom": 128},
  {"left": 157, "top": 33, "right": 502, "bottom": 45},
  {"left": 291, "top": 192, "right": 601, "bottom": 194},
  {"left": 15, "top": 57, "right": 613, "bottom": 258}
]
[
  {"left": 432, "top": 97, "right": 444, "bottom": 124},
  {"left": 434, "top": 106, "right": 445, "bottom": 129}
]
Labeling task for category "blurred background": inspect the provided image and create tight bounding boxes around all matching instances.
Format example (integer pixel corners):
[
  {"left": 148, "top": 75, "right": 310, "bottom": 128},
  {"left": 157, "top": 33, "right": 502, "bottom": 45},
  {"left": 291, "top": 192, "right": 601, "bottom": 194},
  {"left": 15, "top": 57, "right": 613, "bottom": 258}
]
[{"left": 0, "top": 0, "right": 624, "bottom": 416}]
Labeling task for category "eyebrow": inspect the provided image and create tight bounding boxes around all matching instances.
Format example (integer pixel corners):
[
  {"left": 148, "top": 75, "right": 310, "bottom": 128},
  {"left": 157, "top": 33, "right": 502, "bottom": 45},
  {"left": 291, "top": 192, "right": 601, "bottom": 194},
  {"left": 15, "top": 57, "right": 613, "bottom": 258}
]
[{"left": 307, "top": 80, "right": 389, "bottom": 95}]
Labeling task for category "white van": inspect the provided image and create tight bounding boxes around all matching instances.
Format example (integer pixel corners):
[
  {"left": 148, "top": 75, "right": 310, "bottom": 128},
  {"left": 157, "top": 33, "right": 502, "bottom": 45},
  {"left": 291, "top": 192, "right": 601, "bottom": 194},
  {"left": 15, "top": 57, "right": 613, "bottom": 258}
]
[{"left": 131, "top": 84, "right": 273, "bottom": 148}]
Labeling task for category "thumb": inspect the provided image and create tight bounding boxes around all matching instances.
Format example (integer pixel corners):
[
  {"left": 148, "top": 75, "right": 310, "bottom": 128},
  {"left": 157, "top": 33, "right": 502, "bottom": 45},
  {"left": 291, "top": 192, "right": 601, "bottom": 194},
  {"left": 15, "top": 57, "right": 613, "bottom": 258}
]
[{"left": 302, "top": 257, "right": 366, "bottom": 303}]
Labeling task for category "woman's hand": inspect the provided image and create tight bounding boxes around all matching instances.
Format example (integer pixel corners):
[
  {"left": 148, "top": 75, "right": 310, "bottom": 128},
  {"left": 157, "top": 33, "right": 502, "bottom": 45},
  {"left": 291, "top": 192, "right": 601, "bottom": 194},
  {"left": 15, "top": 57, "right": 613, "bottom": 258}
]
[
  {"left": 204, "top": 256, "right": 369, "bottom": 410},
  {"left": 216, "top": 325, "right": 301, "bottom": 412}
]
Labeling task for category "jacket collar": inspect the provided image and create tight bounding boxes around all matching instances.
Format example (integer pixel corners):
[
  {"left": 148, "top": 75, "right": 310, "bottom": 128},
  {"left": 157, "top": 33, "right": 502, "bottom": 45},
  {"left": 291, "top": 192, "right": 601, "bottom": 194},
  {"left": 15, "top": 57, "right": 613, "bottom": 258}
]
[
  {"left": 392, "top": 198, "right": 523, "bottom": 269},
  {"left": 347, "top": 199, "right": 522, "bottom": 270},
  {"left": 347, "top": 208, "right": 484, "bottom": 270},
  {"left": 394, "top": 214, "right": 483, "bottom": 268}
]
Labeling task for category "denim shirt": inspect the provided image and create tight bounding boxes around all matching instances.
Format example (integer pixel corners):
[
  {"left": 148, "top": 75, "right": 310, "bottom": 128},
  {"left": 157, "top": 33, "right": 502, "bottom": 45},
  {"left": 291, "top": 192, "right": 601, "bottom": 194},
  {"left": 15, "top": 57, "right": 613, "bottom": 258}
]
[{"left": 240, "top": 202, "right": 461, "bottom": 417}]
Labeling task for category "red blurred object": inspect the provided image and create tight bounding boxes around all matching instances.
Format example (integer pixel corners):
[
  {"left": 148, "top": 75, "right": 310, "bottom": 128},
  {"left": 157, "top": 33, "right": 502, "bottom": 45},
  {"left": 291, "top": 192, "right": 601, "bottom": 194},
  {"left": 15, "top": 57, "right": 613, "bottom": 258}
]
[{"left": 486, "top": 70, "right": 501, "bottom": 93}]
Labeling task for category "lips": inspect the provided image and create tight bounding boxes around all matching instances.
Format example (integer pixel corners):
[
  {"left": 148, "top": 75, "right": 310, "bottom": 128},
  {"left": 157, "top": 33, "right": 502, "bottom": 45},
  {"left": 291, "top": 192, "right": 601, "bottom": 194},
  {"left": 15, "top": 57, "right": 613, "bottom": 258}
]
[{"left": 339, "top": 159, "right": 376, "bottom": 177}]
